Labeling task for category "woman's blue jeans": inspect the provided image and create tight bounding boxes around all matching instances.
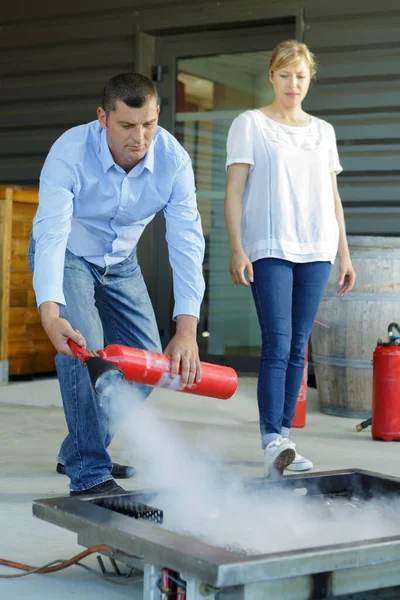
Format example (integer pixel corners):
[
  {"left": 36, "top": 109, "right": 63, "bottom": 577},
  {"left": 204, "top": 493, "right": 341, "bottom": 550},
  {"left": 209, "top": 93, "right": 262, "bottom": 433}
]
[
  {"left": 251, "top": 258, "right": 331, "bottom": 448},
  {"left": 28, "top": 242, "right": 161, "bottom": 491}
]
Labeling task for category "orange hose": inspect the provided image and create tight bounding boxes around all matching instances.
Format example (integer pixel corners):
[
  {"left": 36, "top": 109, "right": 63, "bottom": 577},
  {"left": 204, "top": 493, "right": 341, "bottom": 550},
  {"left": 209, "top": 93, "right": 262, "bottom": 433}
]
[{"left": 0, "top": 544, "right": 112, "bottom": 574}]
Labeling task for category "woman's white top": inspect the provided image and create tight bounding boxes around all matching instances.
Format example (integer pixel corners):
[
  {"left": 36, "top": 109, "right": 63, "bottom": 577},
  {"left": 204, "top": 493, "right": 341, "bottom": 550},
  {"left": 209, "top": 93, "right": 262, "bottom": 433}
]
[{"left": 226, "top": 109, "right": 342, "bottom": 264}]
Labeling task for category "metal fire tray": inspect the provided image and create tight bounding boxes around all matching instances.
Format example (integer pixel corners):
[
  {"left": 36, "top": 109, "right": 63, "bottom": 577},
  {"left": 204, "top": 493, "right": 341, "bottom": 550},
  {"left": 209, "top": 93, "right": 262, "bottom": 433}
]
[{"left": 33, "top": 469, "right": 400, "bottom": 599}]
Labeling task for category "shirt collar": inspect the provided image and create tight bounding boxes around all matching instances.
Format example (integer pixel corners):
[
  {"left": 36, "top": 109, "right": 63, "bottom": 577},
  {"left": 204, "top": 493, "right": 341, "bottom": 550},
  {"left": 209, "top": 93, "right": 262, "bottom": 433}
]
[
  {"left": 100, "top": 128, "right": 155, "bottom": 175},
  {"left": 100, "top": 128, "right": 115, "bottom": 173},
  {"left": 132, "top": 139, "right": 155, "bottom": 176}
]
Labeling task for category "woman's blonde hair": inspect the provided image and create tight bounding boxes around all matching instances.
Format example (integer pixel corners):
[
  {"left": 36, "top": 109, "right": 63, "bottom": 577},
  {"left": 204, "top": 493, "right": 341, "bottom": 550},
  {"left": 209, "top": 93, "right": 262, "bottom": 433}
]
[{"left": 269, "top": 40, "right": 317, "bottom": 79}]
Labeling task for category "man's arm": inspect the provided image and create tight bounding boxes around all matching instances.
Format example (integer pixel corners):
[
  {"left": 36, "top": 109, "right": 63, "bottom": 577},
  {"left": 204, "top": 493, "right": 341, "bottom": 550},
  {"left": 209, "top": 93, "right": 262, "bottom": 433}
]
[
  {"left": 168, "top": 314, "right": 200, "bottom": 387},
  {"left": 34, "top": 150, "right": 86, "bottom": 356},
  {"left": 163, "top": 156, "right": 205, "bottom": 386},
  {"left": 40, "top": 301, "right": 86, "bottom": 357}
]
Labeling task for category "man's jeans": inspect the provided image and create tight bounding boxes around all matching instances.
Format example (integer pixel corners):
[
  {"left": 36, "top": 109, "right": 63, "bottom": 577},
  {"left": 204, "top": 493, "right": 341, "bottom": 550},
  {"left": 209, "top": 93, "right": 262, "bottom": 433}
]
[
  {"left": 28, "top": 241, "right": 161, "bottom": 491},
  {"left": 251, "top": 258, "right": 331, "bottom": 448}
]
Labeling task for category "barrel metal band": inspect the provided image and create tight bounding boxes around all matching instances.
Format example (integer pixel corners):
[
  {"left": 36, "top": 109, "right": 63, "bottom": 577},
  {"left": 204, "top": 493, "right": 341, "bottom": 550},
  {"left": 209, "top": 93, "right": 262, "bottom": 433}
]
[
  {"left": 322, "top": 292, "right": 400, "bottom": 302},
  {"left": 349, "top": 251, "right": 400, "bottom": 258},
  {"left": 312, "top": 354, "right": 372, "bottom": 369}
]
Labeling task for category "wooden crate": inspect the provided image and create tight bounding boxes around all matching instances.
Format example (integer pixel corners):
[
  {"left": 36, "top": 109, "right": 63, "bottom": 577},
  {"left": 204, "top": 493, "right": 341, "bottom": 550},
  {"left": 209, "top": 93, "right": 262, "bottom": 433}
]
[{"left": 0, "top": 186, "right": 56, "bottom": 377}]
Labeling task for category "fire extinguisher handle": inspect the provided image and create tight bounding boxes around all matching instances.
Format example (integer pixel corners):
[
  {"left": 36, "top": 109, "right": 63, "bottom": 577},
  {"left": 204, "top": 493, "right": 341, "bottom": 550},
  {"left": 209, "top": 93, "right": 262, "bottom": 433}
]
[
  {"left": 388, "top": 322, "right": 400, "bottom": 337},
  {"left": 67, "top": 339, "right": 90, "bottom": 362}
]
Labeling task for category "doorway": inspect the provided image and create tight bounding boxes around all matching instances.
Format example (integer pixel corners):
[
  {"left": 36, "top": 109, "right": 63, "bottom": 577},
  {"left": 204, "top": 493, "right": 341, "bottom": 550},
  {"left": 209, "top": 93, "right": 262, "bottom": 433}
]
[{"left": 139, "top": 21, "right": 295, "bottom": 370}]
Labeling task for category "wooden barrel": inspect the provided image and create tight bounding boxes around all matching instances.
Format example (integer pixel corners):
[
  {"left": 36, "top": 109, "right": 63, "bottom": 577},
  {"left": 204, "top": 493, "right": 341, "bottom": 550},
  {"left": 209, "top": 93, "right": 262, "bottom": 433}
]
[{"left": 311, "top": 236, "right": 400, "bottom": 418}]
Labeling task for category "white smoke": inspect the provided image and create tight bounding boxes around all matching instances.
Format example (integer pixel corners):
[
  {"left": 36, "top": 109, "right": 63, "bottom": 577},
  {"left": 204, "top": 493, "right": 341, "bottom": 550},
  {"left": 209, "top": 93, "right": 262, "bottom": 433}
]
[{"left": 112, "top": 382, "right": 400, "bottom": 555}]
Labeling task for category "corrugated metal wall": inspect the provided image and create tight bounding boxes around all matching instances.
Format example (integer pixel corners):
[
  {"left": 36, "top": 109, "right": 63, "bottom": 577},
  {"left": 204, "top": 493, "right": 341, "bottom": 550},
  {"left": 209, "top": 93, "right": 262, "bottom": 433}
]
[
  {"left": 304, "top": 4, "right": 400, "bottom": 234},
  {"left": 0, "top": 10, "right": 136, "bottom": 183},
  {"left": 1, "top": 0, "right": 400, "bottom": 234}
]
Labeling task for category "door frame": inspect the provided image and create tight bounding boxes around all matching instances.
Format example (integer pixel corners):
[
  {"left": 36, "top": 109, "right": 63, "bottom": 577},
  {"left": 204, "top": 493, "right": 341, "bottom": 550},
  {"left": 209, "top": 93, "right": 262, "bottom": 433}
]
[{"left": 136, "top": 17, "right": 301, "bottom": 369}]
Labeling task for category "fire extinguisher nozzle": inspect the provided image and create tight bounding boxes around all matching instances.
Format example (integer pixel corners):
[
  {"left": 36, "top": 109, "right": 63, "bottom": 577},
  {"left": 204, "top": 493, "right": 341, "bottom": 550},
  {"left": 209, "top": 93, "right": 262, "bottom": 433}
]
[
  {"left": 355, "top": 418, "right": 372, "bottom": 432},
  {"left": 86, "top": 356, "right": 125, "bottom": 396}
]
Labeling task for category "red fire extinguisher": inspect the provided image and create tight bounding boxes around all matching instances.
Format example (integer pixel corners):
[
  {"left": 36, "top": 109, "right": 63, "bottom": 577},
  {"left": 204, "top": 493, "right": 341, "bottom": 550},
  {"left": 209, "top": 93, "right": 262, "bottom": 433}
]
[
  {"left": 292, "top": 323, "right": 327, "bottom": 429},
  {"left": 160, "top": 569, "right": 175, "bottom": 599},
  {"left": 292, "top": 344, "right": 309, "bottom": 428},
  {"left": 372, "top": 323, "right": 400, "bottom": 442},
  {"left": 68, "top": 340, "right": 238, "bottom": 400}
]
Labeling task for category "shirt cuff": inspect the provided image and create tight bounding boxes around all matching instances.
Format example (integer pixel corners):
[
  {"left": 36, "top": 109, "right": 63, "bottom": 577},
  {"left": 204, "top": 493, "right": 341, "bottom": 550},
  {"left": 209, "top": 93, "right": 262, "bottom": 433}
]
[
  {"left": 173, "top": 299, "right": 201, "bottom": 321},
  {"left": 226, "top": 158, "right": 254, "bottom": 172},
  {"left": 330, "top": 163, "right": 343, "bottom": 175},
  {"left": 35, "top": 285, "right": 66, "bottom": 317}
]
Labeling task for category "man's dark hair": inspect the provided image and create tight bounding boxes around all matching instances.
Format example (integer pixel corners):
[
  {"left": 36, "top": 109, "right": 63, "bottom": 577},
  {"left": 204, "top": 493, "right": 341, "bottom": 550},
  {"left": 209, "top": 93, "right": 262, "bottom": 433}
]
[{"left": 102, "top": 73, "right": 158, "bottom": 115}]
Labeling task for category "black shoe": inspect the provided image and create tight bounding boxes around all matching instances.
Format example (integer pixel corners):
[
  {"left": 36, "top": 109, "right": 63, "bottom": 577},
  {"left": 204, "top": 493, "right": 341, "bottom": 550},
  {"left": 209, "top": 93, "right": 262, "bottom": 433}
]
[
  {"left": 57, "top": 462, "right": 136, "bottom": 479},
  {"left": 70, "top": 479, "right": 125, "bottom": 496}
]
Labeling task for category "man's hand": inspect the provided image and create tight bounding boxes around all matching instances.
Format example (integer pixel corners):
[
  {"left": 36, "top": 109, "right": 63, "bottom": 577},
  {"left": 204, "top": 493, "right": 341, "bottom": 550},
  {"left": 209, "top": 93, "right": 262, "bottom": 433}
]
[
  {"left": 40, "top": 301, "right": 86, "bottom": 357},
  {"left": 164, "top": 315, "right": 201, "bottom": 387}
]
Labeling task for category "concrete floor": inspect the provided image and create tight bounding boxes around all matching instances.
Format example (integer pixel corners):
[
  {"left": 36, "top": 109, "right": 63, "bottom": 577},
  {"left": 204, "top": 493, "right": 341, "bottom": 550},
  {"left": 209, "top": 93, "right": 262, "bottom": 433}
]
[{"left": 1, "top": 376, "right": 400, "bottom": 599}]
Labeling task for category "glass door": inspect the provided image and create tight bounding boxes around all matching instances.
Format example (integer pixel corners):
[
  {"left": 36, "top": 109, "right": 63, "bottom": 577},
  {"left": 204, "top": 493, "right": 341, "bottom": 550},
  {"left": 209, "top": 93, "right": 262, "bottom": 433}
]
[{"left": 155, "top": 23, "right": 295, "bottom": 370}]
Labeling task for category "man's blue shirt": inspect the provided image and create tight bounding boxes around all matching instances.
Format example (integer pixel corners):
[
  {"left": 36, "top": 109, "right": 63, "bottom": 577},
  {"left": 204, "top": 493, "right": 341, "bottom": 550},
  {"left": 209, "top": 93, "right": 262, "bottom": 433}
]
[{"left": 33, "top": 120, "right": 205, "bottom": 319}]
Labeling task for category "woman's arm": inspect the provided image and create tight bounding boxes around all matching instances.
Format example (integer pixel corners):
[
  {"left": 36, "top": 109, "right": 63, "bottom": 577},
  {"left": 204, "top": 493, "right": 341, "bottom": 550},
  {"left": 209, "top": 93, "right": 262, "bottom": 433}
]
[
  {"left": 331, "top": 172, "right": 356, "bottom": 295},
  {"left": 224, "top": 163, "right": 253, "bottom": 286}
]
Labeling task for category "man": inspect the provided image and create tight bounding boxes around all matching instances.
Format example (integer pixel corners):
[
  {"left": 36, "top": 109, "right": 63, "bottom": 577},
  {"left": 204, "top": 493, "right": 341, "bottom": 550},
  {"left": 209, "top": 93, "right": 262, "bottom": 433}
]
[{"left": 28, "top": 73, "right": 205, "bottom": 496}]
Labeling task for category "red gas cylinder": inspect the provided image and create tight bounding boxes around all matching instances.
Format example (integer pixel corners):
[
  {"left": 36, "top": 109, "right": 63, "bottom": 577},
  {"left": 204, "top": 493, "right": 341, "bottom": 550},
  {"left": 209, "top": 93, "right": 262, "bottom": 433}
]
[
  {"left": 160, "top": 569, "right": 175, "bottom": 599},
  {"left": 292, "top": 345, "right": 308, "bottom": 428},
  {"left": 372, "top": 328, "right": 400, "bottom": 441},
  {"left": 68, "top": 341, "right": 238, "bottom": 400}
]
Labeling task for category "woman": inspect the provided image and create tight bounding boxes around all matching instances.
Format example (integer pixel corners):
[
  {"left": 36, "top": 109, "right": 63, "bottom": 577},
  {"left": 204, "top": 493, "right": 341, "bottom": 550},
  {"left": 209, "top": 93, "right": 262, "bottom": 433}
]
[{"left": 224, "top": 40, "right": 355, "bottom": 477}]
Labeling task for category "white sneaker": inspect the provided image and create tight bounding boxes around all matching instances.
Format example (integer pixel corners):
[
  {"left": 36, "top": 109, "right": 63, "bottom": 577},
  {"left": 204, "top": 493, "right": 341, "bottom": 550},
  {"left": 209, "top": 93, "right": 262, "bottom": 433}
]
[
  {"left": 285, "top": 443, "right": 313, "bottom": 472},
  {"left": 263, "top": 436, "right": 296, "bottom": 477}
]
